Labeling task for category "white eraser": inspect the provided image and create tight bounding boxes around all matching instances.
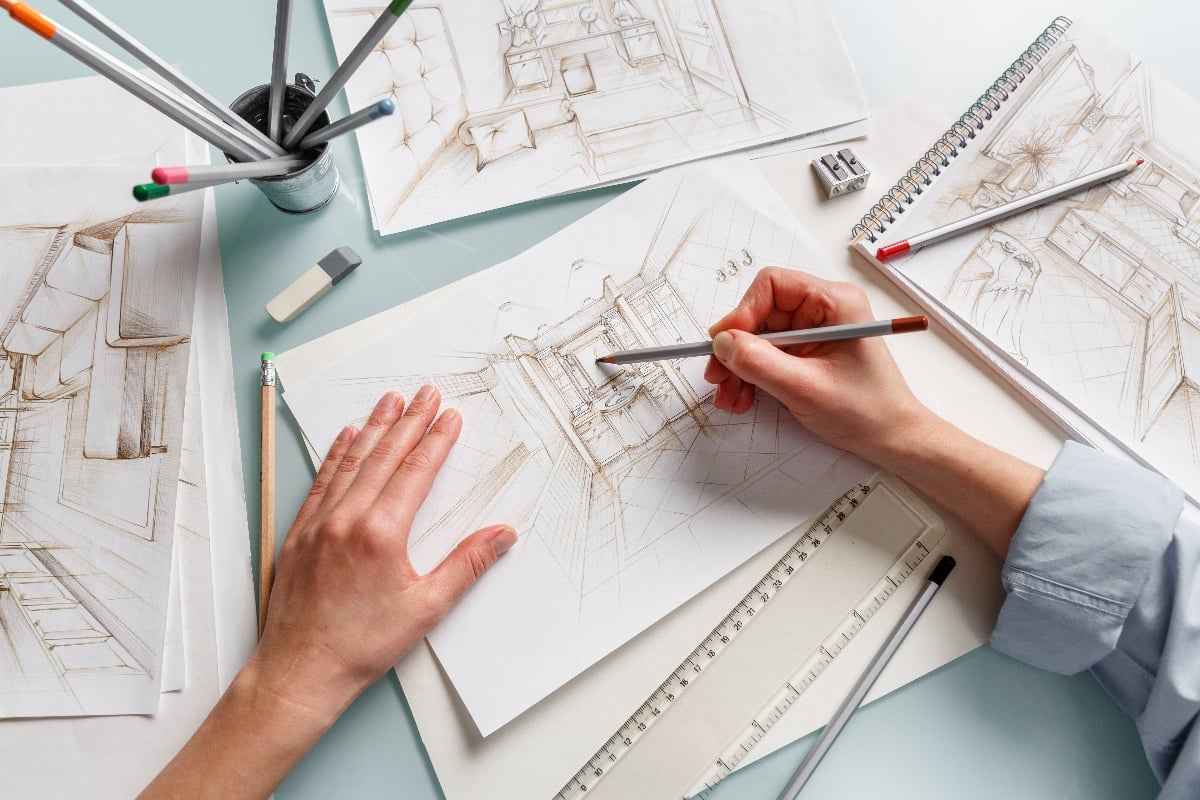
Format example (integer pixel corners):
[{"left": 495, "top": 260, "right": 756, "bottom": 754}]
[{"left": 266, "top": 246, "right": 362, "bottom": 323}]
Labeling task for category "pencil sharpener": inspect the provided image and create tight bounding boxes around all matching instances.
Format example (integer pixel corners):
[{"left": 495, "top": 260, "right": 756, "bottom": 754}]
[{"left": 812, "top": 148, "right": 870, "bottom": 199}]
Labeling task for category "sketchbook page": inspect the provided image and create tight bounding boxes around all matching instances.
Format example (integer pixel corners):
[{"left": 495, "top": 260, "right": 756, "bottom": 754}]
[
  {"left": 858, "top": 20, "right": 1200, "bottom": 497},
  {"left": 320, "top": 0, "right": 868, "bottom": 235},
  {"left": 0, "top": 73, "right": 195, "bottom": 167},
  {"left": 282, "top": 159, "right": 874, "bottom": 734},
  {"left": 194, "top": 191, "right": 259, "bottom": 689},
  {"left": 0, "top": 294, "right": 226, "bottom": 798},
  {"left": 0, "top": 164, "right": 203, "bottom": 717}
]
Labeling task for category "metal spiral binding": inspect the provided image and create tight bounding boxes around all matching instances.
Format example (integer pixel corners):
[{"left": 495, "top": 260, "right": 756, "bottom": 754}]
[{"left": 851, "top": 16, "right": 1074, "bottom": 244}]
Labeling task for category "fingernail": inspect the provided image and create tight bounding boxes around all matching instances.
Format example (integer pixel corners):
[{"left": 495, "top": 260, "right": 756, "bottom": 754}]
[
  {"left": 491, "top": 526, "right": 518, "bottom": 556},
  {"left": 336, "top": 425, "right": 356, "bottom": 443},
  {"left": 414, "top": 384, "right": 435, "bottom": 403},
  {"left": 441, "top": 408, "right": 460, "bottom": 424},
  {"left": 377, "top": 392, "right": 400, "bottom": 411},
  {"left": 712, "top": 330, "right": 734, "bottom": 360}
]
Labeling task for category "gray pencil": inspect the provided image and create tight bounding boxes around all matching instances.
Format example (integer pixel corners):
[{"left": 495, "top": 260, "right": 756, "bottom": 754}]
[
  {"left": 295, "top": 98, "right": 395, "bottom": 151},
  {"left": 282, "top": 0, "right": 414, "bottom": 149},
  {"left": 268, "top": 0, "right": 293, "bottom": 143},
  {"left": 775, "top": 556, "right": 957, "bottom": 800},
  {"left": 595, "top": 317, "right": 928, "bottom": 365},
  {"left": 152, "top": 155, "right": 311, "bottom": 186},
  {"left": 17, "top": 10, "right": 262, "bottom": 162},
  {"left": 57, "top": 0, "right": 286, "bottom": 159}
]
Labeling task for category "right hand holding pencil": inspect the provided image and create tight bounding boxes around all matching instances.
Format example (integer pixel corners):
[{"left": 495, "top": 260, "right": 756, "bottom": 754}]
[{"left": 704, "top": 268, "right": 934, "bottom": 465}]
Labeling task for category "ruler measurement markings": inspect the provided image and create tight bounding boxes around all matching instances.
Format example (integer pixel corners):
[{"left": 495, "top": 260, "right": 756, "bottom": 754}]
[{"left": 553, "top": 482, "right": 875, "bottom": 800}]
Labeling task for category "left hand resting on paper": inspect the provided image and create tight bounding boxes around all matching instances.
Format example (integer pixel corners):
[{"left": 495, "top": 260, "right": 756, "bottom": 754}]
[{"left": 140, "top": 387, "right": 517, "bottom": 800}]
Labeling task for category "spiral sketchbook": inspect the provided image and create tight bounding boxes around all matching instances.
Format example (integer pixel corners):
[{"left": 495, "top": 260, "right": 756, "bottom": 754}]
[{"left": 852, "top": 16, "right": 1200, "bottom": 496}]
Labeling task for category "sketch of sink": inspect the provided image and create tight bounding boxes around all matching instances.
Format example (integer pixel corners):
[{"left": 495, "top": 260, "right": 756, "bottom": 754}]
[{"left": 597, "top": 379, "right": 640, "bottom": 411}]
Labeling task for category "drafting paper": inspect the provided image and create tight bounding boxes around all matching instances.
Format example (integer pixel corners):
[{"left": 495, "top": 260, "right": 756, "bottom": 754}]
[
  {"left": 282, "top": 159, "right": 872, "bottom": 734},
  {"left": 277, "top": 96, "right": 1042, "bottom": 799},
  {"left": 0, "top": 165, "right": 203, "bottom": 716},
  {"left": 860, "top": 20, "right": 1200, "bottom": 497},
  {"left": 320, "top": 0, "right": 868, "bottom": 234}
]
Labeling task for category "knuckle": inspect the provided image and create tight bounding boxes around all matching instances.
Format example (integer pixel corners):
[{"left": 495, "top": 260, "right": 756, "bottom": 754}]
[
  {"left": 335, "top": 452, "right": 364, "bottom": 475},
  {"left": 400, "top": 447, "right": 439, "bottom": 476},
  {"left": 465, "top": 545, "right": 495, "bottom": 581},
  {"left": 321, "top": 511, "right": 354, "bottom": 541}
]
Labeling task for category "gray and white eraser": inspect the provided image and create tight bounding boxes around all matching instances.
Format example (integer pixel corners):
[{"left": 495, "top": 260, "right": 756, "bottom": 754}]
[
  {"left": 318, "top": 246, "right": 362, "bottom": 285},
  {"left": 266, "top": 246, "right": 363, "bottom": 323}
]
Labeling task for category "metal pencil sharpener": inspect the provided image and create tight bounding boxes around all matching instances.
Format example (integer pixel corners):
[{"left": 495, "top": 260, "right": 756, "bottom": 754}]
[{"left": 812, "top": 148, "right": 870, "bottom": 199}]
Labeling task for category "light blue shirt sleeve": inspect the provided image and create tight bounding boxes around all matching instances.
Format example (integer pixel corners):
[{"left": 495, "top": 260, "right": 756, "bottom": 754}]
[{"left": 989, "top": 441, "right": 1199, "bottom": 799}]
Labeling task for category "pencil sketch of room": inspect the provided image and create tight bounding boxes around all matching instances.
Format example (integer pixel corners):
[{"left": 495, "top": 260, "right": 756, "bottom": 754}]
[
  {"left": 329, "top": 191, "right": 853, "bottom": 604},
  {"left": 328, "top": 0, "right": 789, "bottom": 229},
  {"left": 0, "top": 210, "right": 197, "bottom": 714},
  {"left": 933, "top": 43, "right": 1200, "bottom": 462}
]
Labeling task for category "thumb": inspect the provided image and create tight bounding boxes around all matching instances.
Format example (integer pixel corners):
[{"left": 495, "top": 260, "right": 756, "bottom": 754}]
[
  {"left": 712, "top": 329, "right": 813, "bottom": 401},
  {"left": 424, "top": 525, "right": 518, "bottom": 610}
]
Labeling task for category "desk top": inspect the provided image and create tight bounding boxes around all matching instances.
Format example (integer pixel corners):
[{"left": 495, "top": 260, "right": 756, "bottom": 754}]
[{"left": 2, "top": 1, "right": 1194, "bottom": 798}]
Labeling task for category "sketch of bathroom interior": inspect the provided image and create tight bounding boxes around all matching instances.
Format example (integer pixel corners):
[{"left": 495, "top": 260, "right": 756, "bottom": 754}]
[
  {"left": 928, "top": 39, "right": 1200, "bottom": 462},
  {"left": 0, "top": 209, "right": 199, "bottom": 714},
  {"left": 326, "top": 190, "right": 847, "bottom": 602},
  {"left": 327, "top": 0, "right": 796, "bottom": 228}
]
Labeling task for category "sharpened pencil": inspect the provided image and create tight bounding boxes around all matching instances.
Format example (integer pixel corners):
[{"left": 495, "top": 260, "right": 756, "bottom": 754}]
[
  {"left": 295, "top": 99, "right": 394, "bottom": 151},
  {"left": 5, "top": 1, "right": 262, "bottom": 161},
  {"left": 876, "top": 158, "right": 1143, "bottom": 261},
  {"left": 152, "top": 155, "right": 310, "bottom": 185},
  {"left": 259, "top": 354, "right": 277, "bottom": 637},
  {"left": 57, "top": 0, "right": 286, "bottom": 159},
  {"left": 282, "top": 0, "right": 414, "bottom": 149},
  {"left": 595, "top": 317, "right": 928, "bottom": 365}
]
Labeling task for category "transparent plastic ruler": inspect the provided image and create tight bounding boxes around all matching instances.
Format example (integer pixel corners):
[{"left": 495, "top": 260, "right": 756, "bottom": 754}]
[{"left": 553, "top": 471, "right": 944, "bottom": 800}]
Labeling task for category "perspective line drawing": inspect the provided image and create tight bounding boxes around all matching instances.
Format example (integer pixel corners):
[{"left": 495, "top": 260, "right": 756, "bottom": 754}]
[
  {"left": 895, "top": 23, "right": 1200, "bottom": 488},
  {"left": 281, "top": 162, "right": 873, "bottom": 734},
  {"left": 321, "top": 0, "right": 867, "bottom": 234},
  {"left": 0, "top": 187, "right": 202, "bottom": 717}
]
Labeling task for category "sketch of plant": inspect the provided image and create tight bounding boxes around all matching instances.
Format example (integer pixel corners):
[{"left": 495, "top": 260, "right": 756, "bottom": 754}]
[
  {"left": 911, "top": 29, "right": 1200, "bottom": 481},
  {"left": 0, "top": 200, "right": 201, "bottom": 717}
]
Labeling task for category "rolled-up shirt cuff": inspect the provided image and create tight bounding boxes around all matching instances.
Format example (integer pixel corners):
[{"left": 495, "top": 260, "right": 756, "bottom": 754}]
[{"left": 989, "top": 441, "right": 1181, "bottom": 674}]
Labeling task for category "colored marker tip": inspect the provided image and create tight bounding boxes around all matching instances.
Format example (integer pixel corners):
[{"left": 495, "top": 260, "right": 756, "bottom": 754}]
[
  {"left": 0, "top": 1, "right": 15, "bottom": 12},
  {"left": 1135, "top": 158, "right": 1145, "bottom": 167},
  {"left": 133, "top": 183, "right": 170, "bottom": 202},
  {"left": 151, "top": 166, "right": 189, "bottom": 185},
  {"left": 376, "top": 98, "right": 396, "bottom": 116}
]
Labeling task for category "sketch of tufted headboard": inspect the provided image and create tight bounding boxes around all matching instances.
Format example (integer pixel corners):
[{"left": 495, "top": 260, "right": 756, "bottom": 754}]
[{"left": 326, "top": 4, "right": 468, "bottom": 226}]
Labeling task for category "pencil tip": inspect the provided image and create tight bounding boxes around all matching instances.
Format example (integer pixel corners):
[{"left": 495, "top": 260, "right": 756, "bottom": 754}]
[{"left": 596, "top": 355, "right": 615, "bottom": 364}]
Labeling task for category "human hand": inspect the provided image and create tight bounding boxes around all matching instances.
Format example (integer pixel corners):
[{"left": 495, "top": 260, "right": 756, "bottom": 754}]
[
  {"left": 251, "top": 387, "right": 517, "bottom": 725},
  {"left": 704, "top": 268, "right": 933, "bottom": 464}
]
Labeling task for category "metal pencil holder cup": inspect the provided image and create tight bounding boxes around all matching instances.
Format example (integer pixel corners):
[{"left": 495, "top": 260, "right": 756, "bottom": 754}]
[{"left": 228, "top": 76, "right": 339, "bottom": 214}]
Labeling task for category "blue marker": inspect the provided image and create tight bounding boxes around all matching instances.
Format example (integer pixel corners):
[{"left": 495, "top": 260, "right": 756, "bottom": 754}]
[{"left": 294, "top": 98, "right": 395, "bottom": 152}]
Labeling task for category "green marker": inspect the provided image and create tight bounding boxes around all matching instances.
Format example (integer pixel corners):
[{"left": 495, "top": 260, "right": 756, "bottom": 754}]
[
  {"left": 281, "top": 0, "right": 414, "bottom": 149},
  {"left": 132, "top": 177, "right": 226, "bottom": 202}
]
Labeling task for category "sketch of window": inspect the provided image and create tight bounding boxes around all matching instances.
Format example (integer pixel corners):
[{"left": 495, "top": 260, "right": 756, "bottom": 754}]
[
  {"left": 0, "top": 199, "right": 201, "bottom": 717},
  {"left": 282, "top": 164, "right": 873, "bottom": 733},
  {"left": 905, "top": 26, "right": 1200, "bottom": 482},
  {"left": 322, "top": 0, "right": 868, "bottom": 234}
]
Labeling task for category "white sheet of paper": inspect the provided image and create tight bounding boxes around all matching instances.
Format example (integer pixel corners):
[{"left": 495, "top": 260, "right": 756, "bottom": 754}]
[
  {"left": 857, "top": 20, "right": 1200, "bottom": 497},
  {"left": 321, "top": 0, "right": 868, "bottom": 234},
  {"left": 281, "top": 159, "right": 874, "bottom": 734},
  {"left": 275, "top": 94, "right": 1065, "bottom": 800}
]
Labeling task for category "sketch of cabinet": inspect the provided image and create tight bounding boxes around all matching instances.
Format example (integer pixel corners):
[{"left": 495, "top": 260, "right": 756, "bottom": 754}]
[
  {"left": 506, "top": 50, "right": 550, "bottom": 90},
  {"left": 620, "top": 21, "right": 663, "bottom": 65}
]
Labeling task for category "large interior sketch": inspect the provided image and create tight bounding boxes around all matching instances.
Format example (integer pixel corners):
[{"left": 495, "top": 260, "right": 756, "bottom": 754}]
[
  {"left": 283, "top": 164, "right": 873, "bottom": 732},
  {"left": 912, "top": 33, "right": 1200, "bottom": 472},
  {"left": 323, "top": 0, "right": 865, "bottom": 234},
  {"left": 0, "top": 205, "right": 200, "bottom": 716}
]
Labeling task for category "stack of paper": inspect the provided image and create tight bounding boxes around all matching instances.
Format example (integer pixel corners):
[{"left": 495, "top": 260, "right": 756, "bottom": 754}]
[{"left": 0, "top": 75, "right": 256, "bottom": 796}]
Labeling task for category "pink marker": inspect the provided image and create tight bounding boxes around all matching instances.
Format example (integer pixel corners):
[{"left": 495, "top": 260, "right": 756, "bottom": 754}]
[{"left": 150, "top": 155, "right": 310, "bottom": 186}]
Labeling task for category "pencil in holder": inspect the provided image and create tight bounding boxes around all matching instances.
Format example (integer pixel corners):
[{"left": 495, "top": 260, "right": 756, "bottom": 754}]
[{"left": 228, "top": 75, "right": 340, "bottom": 214}]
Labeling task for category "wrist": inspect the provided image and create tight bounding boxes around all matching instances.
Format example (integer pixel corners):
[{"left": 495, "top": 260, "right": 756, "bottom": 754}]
[
  {"left": 863, "top": 402, "right": 949, "bottom": 476},
  {"left": 238, "top": 646, "right": 361, "bottom": 737}
]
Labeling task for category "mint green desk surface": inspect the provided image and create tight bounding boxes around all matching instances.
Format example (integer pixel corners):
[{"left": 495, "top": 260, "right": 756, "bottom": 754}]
[{"left": 2, "top": 1, "right": 1179, "bottom": 797}]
